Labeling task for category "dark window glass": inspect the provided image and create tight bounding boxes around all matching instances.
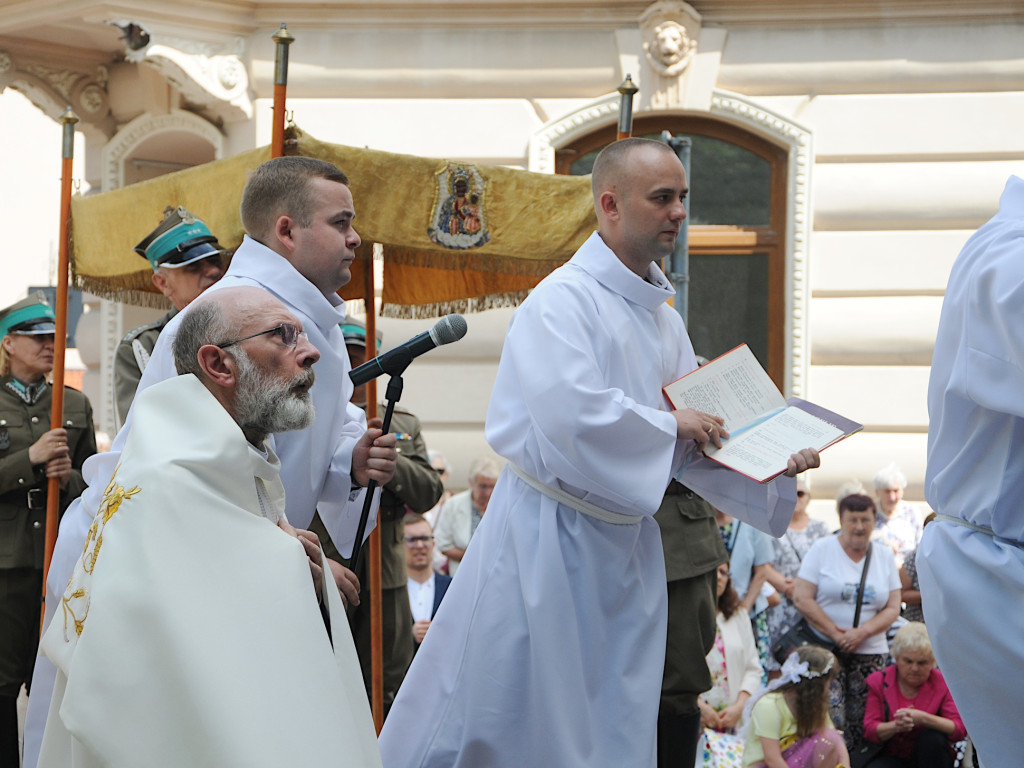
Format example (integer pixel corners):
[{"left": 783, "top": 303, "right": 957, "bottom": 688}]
[
  {"left": 568, "top": 133, "right": 771, "bottom": 226},
  {"left": 686, "top": 253, "right": 769, "bottom": 368}
]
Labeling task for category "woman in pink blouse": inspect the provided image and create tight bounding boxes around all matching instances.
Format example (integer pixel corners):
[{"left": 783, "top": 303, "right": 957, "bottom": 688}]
[{"left": 861, "top": 622, "right": 966, "bottom": 767}]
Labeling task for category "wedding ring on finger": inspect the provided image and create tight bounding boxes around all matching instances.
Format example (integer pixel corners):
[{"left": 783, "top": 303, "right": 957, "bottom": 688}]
[{"left": 706, "top": 425, "right": 714, "bottom": 435}]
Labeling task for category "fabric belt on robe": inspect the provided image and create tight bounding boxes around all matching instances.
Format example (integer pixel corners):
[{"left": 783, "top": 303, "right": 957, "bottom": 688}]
[
  {"left": 508, "top": 464, "right": 641, "bottom": 526},
  {"left": 934, "top": 513, "right": 1024, "bottom": 550}
]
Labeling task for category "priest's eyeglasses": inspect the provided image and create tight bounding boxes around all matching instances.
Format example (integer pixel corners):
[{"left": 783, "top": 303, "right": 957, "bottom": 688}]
[
  {"left": 404, "top": 535, "right": 434, "bottom": 546},
  {"left": 216, "top": 322, "right": 306, "bottom": 349}
]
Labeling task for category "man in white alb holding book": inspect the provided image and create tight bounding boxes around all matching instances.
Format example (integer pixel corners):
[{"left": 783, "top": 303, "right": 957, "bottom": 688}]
[{"left": 379, "top": 138, "right": 820, "bottom": 768}]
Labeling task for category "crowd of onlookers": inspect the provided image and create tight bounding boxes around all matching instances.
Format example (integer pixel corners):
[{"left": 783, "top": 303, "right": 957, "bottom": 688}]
[
  {"left": 693, "top": 463, "right": 972, "bottom": 768},
  {"left": 392, "top": 456, "right": 973, "bottom": 768}
]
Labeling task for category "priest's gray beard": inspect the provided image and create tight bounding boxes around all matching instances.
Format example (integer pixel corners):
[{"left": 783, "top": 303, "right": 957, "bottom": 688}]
[{"left": 233, "top": 349, "right": 316, "bottom": 436}]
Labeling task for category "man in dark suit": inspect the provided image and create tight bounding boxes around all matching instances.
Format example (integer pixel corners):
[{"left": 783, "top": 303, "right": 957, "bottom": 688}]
[{"left": 403, "top": 513, "right": 451, "bottom": 649}]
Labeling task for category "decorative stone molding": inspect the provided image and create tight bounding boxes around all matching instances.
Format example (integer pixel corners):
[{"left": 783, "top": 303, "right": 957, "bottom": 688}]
[
  {"left": 0, "top": 48, "right": 112, "bottom": 132},
  {"left": 100, "top": 110, "right": 224, "bottom": 191},
  {"left": 640, "top": 0, "right": 700, "bottom": 78},
  {"left": 125, "top": 34, "right": 252, "bottom": 121},
  {"left": 528, "top": 97, "right": 620, "bottom": 174},
  {"left": 96, "top": 109, "right": 223, "bottom": 433},
  {"left": 528, "top": 89, "right": 813, "bottom": 396},
  {"left": 97, "top": 298, "right": 126, "bottom": 435},
  {"left": 708, "top": 92, "right": 813, "bottom": 397}
]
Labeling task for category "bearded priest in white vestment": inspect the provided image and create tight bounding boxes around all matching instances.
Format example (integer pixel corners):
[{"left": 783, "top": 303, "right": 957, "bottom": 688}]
[
  {"left": 37, "top": 289, "right": 382, "bottom": 768},
  {"left": 379, "top": 140, "right": 819, "bottom": 768}
]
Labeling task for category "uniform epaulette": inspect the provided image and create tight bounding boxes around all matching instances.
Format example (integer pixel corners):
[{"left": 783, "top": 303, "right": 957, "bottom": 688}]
[
  {"left": 118, "top": 312, "right": 173, "bottom": 344},
  {"left": 383, "top": 403, "right": 415, "bottom": 416}
]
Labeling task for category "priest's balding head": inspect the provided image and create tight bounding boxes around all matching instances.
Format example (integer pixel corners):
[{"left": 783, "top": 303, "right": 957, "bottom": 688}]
[
  {"left": 590, "top": 137, "right": 688, "bottom": 279},
  {"left": 172, "top": 286, "right": 320, "bottom": 446}
]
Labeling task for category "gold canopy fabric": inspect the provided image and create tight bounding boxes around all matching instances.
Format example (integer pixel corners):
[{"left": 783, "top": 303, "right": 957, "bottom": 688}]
[{"left": 70, "top": 126, "right": 598, "bottom": 317}]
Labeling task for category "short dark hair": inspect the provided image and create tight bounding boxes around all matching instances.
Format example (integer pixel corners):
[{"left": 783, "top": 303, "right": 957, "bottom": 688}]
[
  {"left": 239, "top": 157, "right": 350, "bottom": 242},
  {"left": 591, "top": 137, "right": 678, "bottom": 201},
  {"left": 838, "top": 493, "right": 876, "bottom": 518},
  {"left": 402, "top": 512, "right": 430, "bottom": 529}
]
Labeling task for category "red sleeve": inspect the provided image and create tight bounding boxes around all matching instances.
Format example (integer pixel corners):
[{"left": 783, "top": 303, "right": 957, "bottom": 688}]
[
  {"left": 862, "top": 667, "right": 889, "bottom": 743},
  {"left": 931, "top": 671, "right": 967, "bottom": 742}
]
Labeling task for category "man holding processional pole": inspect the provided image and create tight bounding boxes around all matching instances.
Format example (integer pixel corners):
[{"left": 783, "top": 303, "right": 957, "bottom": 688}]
[{"left": 0, "top": 293, "right": 95, "bottom": 766}]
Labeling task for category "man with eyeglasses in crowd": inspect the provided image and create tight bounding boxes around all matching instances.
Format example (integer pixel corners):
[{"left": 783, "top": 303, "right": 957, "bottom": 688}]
[
  {"left": 113, "top": 206, "right": 226, "bottom": 429},
  {"left": 24, "top": 156, "right": 398, "bottom": 768},
  {"left": 403, "top": 512, "right": 451, "bottom": 651}
]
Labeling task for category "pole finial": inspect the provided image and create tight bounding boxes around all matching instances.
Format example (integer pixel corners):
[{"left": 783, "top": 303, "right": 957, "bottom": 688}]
[
  {"left": 59, "top": 106, "right": 80, "bottom": 126},
  {"left": 617, "top": 74, "right": 639, "bottom": 97},
  {"left": 272, "top": 23, "right": 295, "bottom": 45}
]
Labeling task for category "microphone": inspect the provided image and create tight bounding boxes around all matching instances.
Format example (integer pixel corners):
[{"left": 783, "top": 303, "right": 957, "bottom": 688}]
[{"left": 349, "top": 314, "right": 468, "bottom": 386}]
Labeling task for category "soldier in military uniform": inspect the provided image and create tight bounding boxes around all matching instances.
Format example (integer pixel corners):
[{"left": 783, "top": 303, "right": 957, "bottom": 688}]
[
  {"left": 113, "top": 206, "right": 226, "bottom": 428},
  {"left": 310, "top": 318, "right": 443, "bottom": 716},
  {"left": 655, "top": 481, "right": 731, "bottom": 768},
  {"left": 0, "top": 294, "right": 96, "bottom": 764}
]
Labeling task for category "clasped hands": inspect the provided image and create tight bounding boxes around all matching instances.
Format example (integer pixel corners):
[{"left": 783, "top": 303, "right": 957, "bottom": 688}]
[
  {"left": 833, "top": 625, "right": 870, "bottom": 653},
  {"left": 278, "top": 520, "right": 361, "bottom": 609},
  {"left": 672, "top": 408, "right": 820, "bottom": 478},
  {"left": 699, "top": 699, "right": 744, "bottom": 732},
  {"left": 891, "top": 707, "right": 921, "bottom": 733}
]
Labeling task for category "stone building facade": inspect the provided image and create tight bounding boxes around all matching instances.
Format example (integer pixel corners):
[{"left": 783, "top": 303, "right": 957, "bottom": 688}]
[{"left": 3, "top": 0, "right": 1022, "bottom": 510}]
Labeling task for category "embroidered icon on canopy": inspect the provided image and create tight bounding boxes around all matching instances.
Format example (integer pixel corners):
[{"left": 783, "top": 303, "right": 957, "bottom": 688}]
[{"left": 428, "top": 163, "right": 491, "bottom": 250}]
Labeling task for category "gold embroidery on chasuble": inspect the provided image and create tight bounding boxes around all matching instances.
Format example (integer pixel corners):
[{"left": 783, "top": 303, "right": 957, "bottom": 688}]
[
  {"left": 427, "top": 163, "right": 491, "bottom": 250},
  {"left": 61, "top": 466, "right": 141, "bottom": 639}
]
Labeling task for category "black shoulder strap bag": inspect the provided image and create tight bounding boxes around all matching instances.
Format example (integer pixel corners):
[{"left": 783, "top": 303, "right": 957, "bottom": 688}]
[
  {"left": 772, "top": 540, "right": 873, "bottom": 664},
  {"left": 852, "top": 540, "right": 873, "bottom": 629}
]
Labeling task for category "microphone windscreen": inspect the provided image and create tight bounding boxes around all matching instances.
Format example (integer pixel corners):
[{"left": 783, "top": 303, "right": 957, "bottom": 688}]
[{"left": 431, "top": 314, "right": 468, "bottom": 346}]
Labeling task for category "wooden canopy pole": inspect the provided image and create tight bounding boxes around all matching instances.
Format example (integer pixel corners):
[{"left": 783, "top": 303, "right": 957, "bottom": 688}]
[
  {"left": 271, "top": 23, "right": 294, "bottom": 158},
  {"left": 616, "top": 75, "right": 638, "bottom": 140},
  {"left": 41, "top": 106, "right": 78, "bottom": 633},
  {"left": 362, "top": 254, "right": 385, "bottom": 733}
]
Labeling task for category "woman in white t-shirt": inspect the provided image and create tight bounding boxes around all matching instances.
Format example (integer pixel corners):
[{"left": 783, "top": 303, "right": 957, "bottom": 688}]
[{"left": 792, "top": 493, "right": 901, "bottom": 753}]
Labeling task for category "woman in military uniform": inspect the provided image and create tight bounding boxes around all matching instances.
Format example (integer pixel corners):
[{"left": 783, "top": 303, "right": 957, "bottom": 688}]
[{"left": 0, "top": 294, "right": 96, "bottom": 763}]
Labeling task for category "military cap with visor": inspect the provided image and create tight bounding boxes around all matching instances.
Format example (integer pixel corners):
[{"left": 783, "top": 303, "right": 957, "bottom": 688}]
[
  {"left": 0, "top": 292, "right": 57, "bottom": 338},
  {"left": 340, "top": 317, "right": 383, "bottom": 349},
  {"left": 134, "top": 206, "right": 225, "bottom": 270}
]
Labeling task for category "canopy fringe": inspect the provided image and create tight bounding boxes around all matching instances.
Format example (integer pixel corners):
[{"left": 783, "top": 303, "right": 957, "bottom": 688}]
[{"left": 381, "top": 290, "right": 531, "bottom": 319}]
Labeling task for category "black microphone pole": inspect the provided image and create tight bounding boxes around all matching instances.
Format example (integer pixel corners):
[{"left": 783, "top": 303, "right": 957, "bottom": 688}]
[{"left": 348, "top": 371, "right": 404, "bottom": 578}]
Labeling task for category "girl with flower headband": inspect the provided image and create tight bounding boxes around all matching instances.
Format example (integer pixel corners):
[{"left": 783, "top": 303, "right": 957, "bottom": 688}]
[{"left": 743, "top": 646, "right": 849, "bottom": 767}]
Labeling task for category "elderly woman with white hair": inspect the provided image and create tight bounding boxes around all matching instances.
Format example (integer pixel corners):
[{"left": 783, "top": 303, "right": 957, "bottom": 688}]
[
  {"left": 872, "top": 464, "right": 925, "bottom": 568},
  {"left": 434, "top": 456, "right": 500, "bottom": 576},
  {"left": 859, "top": 622, "right": 965, "bottom": 767}
]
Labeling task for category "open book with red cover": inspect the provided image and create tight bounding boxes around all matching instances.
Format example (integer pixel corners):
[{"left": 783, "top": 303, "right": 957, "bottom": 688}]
[{"left": 663, "top": 344, "right": 862, "bottom": 483}]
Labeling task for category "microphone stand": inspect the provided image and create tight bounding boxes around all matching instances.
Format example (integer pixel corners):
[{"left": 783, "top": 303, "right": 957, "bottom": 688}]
[{"left": 348, "top": 370, "right": 404, "bottom": 577}]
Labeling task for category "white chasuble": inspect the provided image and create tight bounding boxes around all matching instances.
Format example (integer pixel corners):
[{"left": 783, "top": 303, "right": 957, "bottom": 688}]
[{"left": 37, "top": 375, "right": 381, "bottom": 768}]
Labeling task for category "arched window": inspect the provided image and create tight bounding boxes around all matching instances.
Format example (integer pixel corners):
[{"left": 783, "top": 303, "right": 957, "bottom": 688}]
[{"left": 556, "top": 115, "right": 787, "bottom": 387}]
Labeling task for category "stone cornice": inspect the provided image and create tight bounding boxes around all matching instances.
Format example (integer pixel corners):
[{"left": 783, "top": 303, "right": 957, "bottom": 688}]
[
  {"left": 1, "top": 1, "right": 1021, "bottom": 37},
  {"left": 258, "top": 1, "right": 1024, "bottom": 28},
  {"left": 0, "top": 44, "right": 113, "bottom": 134},
  {"left": 127, "top": 34, "right": 252, "bottom": 121}
]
